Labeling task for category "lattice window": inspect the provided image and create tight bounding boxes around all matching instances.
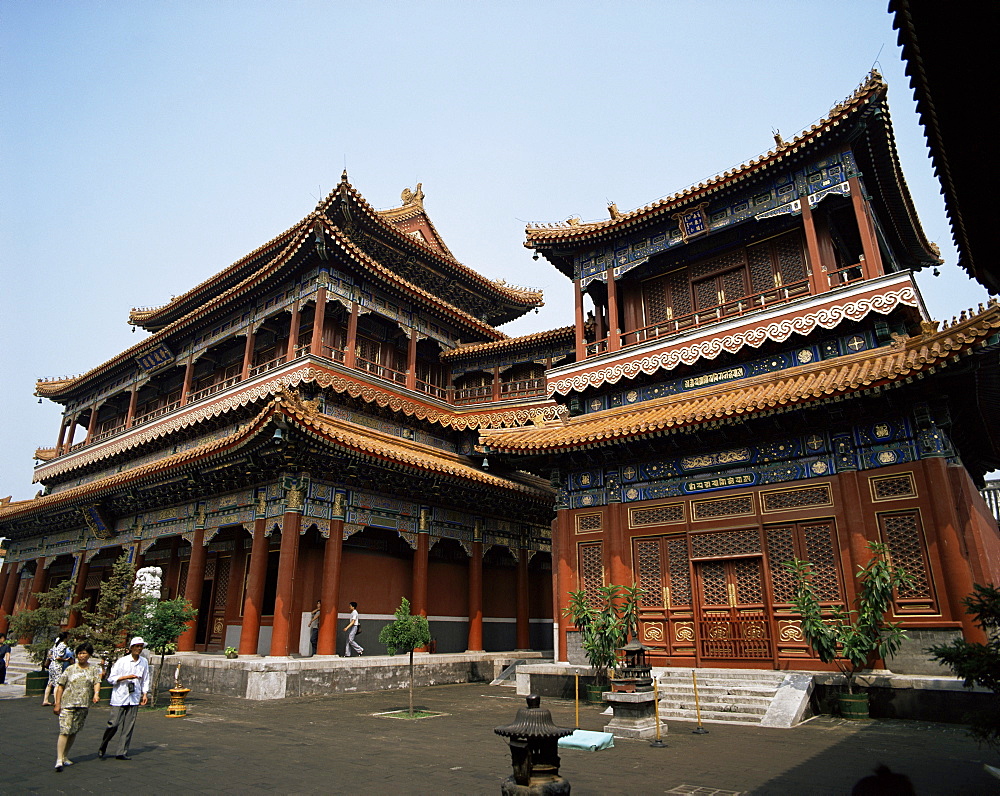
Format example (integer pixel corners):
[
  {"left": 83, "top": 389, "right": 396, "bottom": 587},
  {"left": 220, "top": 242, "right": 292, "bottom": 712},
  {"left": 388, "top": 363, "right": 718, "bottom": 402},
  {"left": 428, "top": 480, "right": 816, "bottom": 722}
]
[
  {"left": 178, "top": 560, "right": 189, "bottom": 597},
  {"left": 642, "top": 276, "right": 671, "bottom": 325},
  {"left": 579, "top": 542, "right": 604, "bottom": 606},
  {"left": 801, "top": 523, "right": 842, "bottom": 602},
  {"left": 747, "top": 242, "right": 775, "bottom": 294},
  {"left": 85, "top": 570, "right": 103, "bottom": 589},
  {"left": 690, "top": 527, "right": 761, "bottom": 558},
  {"left": 700, "top": 561, "right": 728, "bottom": 606},
  {"left": 634, "top": 539, "right": 663, "bottom": 607},
  {"left": 692, "top": 494, "right": 754, "bottom": 520},
  {"left": 879, "top": 512, "right": 933, "bottom": 600},
  {"left": 668, "top": 270, "right": 692, "bottom": 317},
  {"left": 214, "top": 558, "right": 231, "bottom": 608},
  {"left": 666, "top": 537, "right": 692, "bottom": 605},
  {"left": 775, "top": 233, "right": 807, "bottom": 284},
  {"left": 575, "top": 512, "right": 603, "bottom": 533},
  {"left": 761, "top": 485, "right": 832, "bottom": 513},
  {"left": 734, "top": 558, "right": 764, "bottom": 604},
  {"left": 871, "top": 473, "right": 916, "bottom": 501},
  {"left": 720, "top": 268, "right": 747, "bottom": 303},
  {"left": 693, "top": 278, "right": 716, "bottom": 311},
  {"left": 204, "top": 559, "right": 217, "bottom": 581},
  {"left": 765, "top": 525, "right": 798, "bottom": 604},
  {"left": 630, "top": 503, "right": 684, "bottom": 527}
]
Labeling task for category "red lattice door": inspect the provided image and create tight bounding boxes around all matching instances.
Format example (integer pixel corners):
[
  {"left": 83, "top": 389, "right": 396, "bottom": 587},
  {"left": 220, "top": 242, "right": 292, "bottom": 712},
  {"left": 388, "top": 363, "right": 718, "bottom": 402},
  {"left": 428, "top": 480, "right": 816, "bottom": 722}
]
[
  {"left": 696, "top": 557, "right": 772, "bottom": 660},
  {"left": 632, "top": 535, "right": 697, "bottom": 661}
]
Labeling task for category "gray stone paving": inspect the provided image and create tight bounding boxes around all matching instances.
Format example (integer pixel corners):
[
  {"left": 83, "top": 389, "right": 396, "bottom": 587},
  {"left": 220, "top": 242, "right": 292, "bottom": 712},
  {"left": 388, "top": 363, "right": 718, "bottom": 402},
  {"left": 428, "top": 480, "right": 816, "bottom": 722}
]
[{"left": 1, "top": 678, "right": 998, "bottom": 794}]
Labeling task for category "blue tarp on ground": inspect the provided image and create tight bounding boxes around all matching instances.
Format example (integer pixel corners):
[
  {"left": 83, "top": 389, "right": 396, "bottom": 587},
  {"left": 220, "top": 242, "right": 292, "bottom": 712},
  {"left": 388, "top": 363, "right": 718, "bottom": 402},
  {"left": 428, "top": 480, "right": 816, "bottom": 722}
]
[{"left": 557, "top": 729, "right": 615, "bottom": 751}]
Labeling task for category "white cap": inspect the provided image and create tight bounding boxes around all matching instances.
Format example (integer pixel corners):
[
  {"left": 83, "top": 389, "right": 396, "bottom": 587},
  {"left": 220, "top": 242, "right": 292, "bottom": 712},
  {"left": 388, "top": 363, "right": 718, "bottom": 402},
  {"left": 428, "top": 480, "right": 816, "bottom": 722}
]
[{"left": 128, "top": 637, "right": 147, "bottom": 648}]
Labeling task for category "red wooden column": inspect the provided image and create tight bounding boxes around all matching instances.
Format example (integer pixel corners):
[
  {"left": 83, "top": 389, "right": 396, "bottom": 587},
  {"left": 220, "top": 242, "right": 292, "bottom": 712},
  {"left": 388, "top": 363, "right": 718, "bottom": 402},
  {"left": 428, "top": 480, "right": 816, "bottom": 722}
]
[
  {"left": 84, "top": 405, "right": 99, "bottom": 445},
  {"left": 66, "top": 554, "right": 89, "bottom": 629},
  {"left": 466, "top": 529, "right": 484, "bottom": 652},
  {"left": 411, "top": 510, "right": 430, "bottom": 624},
  {"left": 0, "top": 564, "right": 20, "bottom": 634},
  {"left": 0, "top": 566, "right": 10, "bottom": 626},
  {"left": 125, "top": 385, "right": 138, "bottom": 429},
  {"left": 492, "top": 366, "right": 501, "bottom": 402},
  {"left": 405, "top": 329, "right": 418, "bottom": 390},
  {"left": 515, "top": 544, "right": 531, "bottom": 650},
  {"left": 310, "top": 288, "right": 327, "bottom": 357},
  {"left": 25, "top": 557, "right": 47, "bottom": 612},
  {"left": 62, "top": 419, "right": 77, "bottom": 455},
  {"left": 56, "top": 419, "right": 68, "bottom": 455},
  {"left": 239, "top": 517, "right": 269, "bottom": 655},
  {"left": 317, "top": 508, "right": 344, "bottom": 656},
  {"left": 270, "top": 496, "right": 303, "bottom": 657},
  {"left": 924, "top": 457, "right": 986, "bottom": 644},
  {"left": 286, "top": 301, "right": 301, "bottom": 360},
  {"left": 177, "top": 528, "right": 207, "bottom": 652},
  {"left": 848, "top": 176, "right": 884, "bottom": 279},
  {"left": 344, "top": 302, "right": 359, "bottom": 368},
  {"left": 179, "top": 357, "right": 195, "bottom": 407},
  {"left": 606, "top": 267, "right": 621, "bottom": 352},
  {"left": 835, "top": 470, "right": 873, "bottom": 609},
  {"left": 606, "top": 502, "right": 629, "bottom": 587},
  {"left": 799, "top": 197, "right": 826, "bottom": 294},
  {"left": 574, "top": 279, "right": 586, "bottom": 361},
  {"left": 241, "top": 327, "right": 256, "bottom": 380},
  {"left": 554, "top": 510, "right": 574, "bottom": 663}
]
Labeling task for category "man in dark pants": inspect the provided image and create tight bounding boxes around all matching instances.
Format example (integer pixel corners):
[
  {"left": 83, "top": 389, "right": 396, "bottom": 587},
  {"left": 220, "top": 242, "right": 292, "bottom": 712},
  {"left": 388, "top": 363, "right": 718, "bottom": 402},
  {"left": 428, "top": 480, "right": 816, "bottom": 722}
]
[{"left": 99, "top": 637, "right": 150, "bottom": 760}]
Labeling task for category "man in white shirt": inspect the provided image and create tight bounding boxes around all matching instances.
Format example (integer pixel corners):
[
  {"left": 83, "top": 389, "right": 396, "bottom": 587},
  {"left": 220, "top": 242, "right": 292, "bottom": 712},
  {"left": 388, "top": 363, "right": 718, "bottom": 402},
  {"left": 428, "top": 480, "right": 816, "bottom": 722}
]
[
  {"left": 99, "top": 637, "right": 150, "bottom": 761},
  {"left": 343, "top": 601, "right": 363, "bottom": 657}
]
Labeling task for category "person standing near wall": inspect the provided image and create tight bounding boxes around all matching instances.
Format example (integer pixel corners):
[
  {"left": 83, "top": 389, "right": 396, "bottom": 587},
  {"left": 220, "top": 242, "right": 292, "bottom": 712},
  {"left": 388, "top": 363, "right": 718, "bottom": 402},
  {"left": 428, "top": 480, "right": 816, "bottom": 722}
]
[
  {"left": 309, "top": 600, "right": 321, "bottom": 656},
  {"left": 0, "top": 631, "right": 10, "bottom": 684},
  {"left": 99, "top": 637, "right": 150, "bottom": 761},
  {"left": 343, "top": 601, "right": 363, "bottom": 657}
]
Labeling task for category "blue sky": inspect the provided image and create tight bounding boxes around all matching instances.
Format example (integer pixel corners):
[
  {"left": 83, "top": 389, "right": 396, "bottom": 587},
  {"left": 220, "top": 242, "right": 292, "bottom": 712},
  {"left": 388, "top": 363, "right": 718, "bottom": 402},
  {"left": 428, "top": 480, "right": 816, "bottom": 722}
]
[{"left": 1, "top": 1, "right": 992, "bottom": 500}]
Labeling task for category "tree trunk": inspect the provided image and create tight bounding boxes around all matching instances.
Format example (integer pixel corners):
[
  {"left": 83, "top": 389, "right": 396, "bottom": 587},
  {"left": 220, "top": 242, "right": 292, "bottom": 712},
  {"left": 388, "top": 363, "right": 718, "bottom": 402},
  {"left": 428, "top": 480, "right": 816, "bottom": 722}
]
[{"left": 408, "top": 648, "right": 414, "bottom": 716}]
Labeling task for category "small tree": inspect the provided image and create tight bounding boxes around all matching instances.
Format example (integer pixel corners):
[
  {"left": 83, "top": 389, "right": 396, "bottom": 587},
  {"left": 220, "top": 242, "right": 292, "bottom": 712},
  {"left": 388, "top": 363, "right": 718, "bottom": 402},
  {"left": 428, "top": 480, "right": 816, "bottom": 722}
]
[
  {"left": 76, "top": 555, "right": 146, "bottom": 666},
  {"left": 564, "top": 583, "right": 643, "bottom": 685},
  {"left": 928, "top": 583, "right": 1000, "bottom": 750},
  {"left": 378, "top": 597, "right": 431, "bottom": 717},
  {"left": 5, "top": 578, "right": 85, "bottom": 668},
  {"left": 139, "top": 597, "right": 198, "bottom": 706},
  {"left": 786, "top": 541, "right": 911, "bottom": 694}
]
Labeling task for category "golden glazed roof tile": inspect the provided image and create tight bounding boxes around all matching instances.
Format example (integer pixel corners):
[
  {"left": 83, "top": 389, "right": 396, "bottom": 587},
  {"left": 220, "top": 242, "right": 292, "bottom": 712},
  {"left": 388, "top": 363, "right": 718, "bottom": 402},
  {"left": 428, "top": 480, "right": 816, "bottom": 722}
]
[
  {"left": 481, "top": 301, "right": 1000, "bottom": 453},
  {"left": 1, "top": 391, "right": 553, "bottom": 524},
  {"left": 440, "top": 326, "right": 576, "bottom": 360},
  {"left": 525, "top": 72, "right": 887, "bottom": 247}
]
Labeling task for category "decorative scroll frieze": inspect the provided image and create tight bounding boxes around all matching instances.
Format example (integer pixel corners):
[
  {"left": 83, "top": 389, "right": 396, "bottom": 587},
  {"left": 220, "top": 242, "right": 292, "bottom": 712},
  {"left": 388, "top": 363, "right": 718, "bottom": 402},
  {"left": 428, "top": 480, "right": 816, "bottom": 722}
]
[{"left": 548, "top": 283, "right": 919, "bottom": 396}]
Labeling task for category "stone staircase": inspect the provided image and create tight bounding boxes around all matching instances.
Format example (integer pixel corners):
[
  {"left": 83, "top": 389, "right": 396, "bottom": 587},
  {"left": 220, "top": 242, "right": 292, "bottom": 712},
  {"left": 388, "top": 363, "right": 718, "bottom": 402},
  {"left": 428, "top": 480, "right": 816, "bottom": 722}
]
[
  {"left": 655, "top": 668, "right": 813, "bottom": 728},
  {"left": 1, "top": 645, "right": 38, "bottom": 698}
]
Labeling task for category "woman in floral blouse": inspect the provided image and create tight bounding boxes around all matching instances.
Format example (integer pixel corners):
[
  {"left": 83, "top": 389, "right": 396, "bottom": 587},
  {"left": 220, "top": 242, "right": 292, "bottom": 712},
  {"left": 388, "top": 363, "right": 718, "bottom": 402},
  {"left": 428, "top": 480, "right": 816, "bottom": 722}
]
[{"left": 52, "top": 641, "right": 102, "bottom": 772}]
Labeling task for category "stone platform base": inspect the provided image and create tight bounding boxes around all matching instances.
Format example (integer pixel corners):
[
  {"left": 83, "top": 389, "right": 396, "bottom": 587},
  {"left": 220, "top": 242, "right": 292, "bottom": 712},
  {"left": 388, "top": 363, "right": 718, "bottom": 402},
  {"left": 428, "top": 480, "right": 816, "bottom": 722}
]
[{"left": 157, "top": 650, "right": 549, "bottom": 700}]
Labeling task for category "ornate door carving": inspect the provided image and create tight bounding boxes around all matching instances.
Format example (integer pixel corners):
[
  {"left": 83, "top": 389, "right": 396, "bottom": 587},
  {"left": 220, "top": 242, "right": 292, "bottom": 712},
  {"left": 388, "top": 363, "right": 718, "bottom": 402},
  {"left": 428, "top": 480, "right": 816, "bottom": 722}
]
[
  {"left": 632, "top": 535, "right": 696, "bottom": 660},
  {"left": 696, "top": 557, "right": 771, "bottom": 659}
]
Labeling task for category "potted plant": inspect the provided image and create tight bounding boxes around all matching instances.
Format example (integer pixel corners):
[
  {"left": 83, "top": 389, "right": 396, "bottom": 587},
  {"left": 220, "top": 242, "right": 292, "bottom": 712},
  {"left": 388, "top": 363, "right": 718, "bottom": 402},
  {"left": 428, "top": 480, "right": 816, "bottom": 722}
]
[
  {"left": 224, "top": 646, "right": 239, "bottom": 659},
  {"left": 786, "top": 541, "right": 911, "bottom": 718},
  {"left": 564, "top": 584, "right": 643, "bottom": 702}
]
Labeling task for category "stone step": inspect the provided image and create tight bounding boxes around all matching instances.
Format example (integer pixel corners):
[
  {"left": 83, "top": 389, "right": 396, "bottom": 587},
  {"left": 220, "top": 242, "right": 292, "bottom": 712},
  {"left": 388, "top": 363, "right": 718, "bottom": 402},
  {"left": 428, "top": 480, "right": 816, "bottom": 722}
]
[
  {"left": 660, "top": 693, "right": 774, "bottom": 711},
  {"left": 658, "top": 669, "right": 786, "bottom": 684},
  {"left": 657, "top": 684, "right": 779, "bottom": 698},
  {"left": 658, "top": 706, "right": 765, "bottom": 724}
]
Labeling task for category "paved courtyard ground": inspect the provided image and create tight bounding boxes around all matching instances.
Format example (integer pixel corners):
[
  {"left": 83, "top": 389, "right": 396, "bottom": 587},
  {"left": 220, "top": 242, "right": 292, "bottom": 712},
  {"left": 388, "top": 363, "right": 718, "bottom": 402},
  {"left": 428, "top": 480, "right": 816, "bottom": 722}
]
[{"left": 1, "top": 682, "right": 997, "bottom": 794}]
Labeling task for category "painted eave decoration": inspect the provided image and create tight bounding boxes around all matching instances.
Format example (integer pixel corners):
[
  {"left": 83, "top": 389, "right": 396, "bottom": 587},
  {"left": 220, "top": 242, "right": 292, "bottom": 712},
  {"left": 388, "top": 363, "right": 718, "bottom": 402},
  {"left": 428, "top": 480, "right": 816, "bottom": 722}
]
[{"left": 480, "top": 300, "right": 1000, "bottom": 453}]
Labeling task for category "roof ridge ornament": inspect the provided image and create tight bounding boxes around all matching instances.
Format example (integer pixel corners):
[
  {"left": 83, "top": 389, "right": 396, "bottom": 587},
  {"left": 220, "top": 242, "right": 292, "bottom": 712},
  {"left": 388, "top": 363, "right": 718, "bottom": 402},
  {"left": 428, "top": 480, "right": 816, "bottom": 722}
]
[{"left": 400, "top": 183, "right": 424, "bottom": 207}]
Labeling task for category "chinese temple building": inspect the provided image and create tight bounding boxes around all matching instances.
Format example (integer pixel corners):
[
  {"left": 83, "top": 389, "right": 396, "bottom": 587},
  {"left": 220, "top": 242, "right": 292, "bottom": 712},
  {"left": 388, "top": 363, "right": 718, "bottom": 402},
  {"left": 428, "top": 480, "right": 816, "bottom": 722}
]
[
  {"left": 485, "top": 71, "right": 1000, "bottom": 669},
  {"left": 1, "top": 71, "right": 999, "bottom": 675},
  {"left": 0, "top": 181, "right": 567, "bottom": 657}
]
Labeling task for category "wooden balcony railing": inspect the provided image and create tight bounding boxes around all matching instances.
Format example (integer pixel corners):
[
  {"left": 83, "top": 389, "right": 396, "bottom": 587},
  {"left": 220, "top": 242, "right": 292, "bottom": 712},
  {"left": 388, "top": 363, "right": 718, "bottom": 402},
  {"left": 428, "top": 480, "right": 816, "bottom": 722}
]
[
  {"left": 499, "top": 378, "right": 545, "bottom": 399},
  {"left": 133, "top": 399, "right": 182, "bottom": 427},
  {"left": 452, "top": 385, "right": 493, "bottom": 405},
  {"left": 187, "top": 374, "right": 241, "bottom": 404},
  {"left": 356, "top": 356, "right": 406, "bottom": 385},
  {"left": 416, "top": 379, "right": 448, "bottom": 400},
  {"left": 249, "top": 353, "right": 287, "bottom": 377}
]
